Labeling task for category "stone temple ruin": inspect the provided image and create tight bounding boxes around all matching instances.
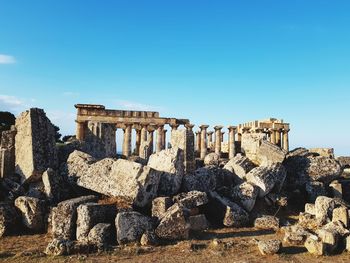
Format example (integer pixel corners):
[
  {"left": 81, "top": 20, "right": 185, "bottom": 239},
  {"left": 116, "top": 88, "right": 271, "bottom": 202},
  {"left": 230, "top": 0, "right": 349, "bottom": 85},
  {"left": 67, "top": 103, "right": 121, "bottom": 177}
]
[{"left": 1, "top": 104, "right": 350, "bottom": 258}]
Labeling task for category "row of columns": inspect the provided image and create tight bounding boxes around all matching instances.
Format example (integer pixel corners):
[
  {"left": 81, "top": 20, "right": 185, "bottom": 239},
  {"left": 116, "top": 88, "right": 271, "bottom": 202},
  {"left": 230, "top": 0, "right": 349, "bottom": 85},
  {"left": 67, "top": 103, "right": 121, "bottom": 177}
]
[{"left": 195, "top": 125, "right": 237, "bottom": 160}]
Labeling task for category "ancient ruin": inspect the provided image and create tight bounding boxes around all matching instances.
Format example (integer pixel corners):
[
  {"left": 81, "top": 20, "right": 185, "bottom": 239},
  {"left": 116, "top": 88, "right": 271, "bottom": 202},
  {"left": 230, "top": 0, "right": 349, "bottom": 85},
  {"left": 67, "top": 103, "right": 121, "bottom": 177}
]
[{"left": 1, "top": 105, "right": 350, "bottom": 261}]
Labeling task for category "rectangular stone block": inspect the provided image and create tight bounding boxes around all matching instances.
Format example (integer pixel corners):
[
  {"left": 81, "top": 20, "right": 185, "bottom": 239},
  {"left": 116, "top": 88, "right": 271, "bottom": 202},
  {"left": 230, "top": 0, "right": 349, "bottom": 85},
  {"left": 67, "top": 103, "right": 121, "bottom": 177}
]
[
  {"left": 0, "top": 128, "right": 16, "bottom": 179},
  {"left": 171, "top": 129, "right": 195, "bottom": 174},
  {"left": 15, "top": 108, "right": 58, "bottom": 182}
]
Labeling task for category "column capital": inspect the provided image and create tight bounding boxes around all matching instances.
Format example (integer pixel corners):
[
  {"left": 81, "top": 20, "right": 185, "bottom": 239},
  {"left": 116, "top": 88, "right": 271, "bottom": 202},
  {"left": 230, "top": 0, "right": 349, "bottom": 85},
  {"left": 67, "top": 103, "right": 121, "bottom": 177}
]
[
  {"left": 185, "top": 123, "right": 195, "bottom": 131},
  {"left": 241, "top": 127, "right": 251, "bottom": 133},
  {"left": 170, "top": 124, "right": 180, "bottom": 130},
  {"left": 195, "top": 131, "right": 201, "bottom": 135},
  {"left": 228, "top": 126, "right": 237, "bottom": 131},
  {"left": 214, "top": 125, "right": 223, "bottom": 131},
  {"left": 283, "top": 128, "right": 290, "bottom": 133},
  {"left": 207, "top": 131, "right": 214, "bottom": 135},
  {"left": 200, "top": 125, "right": 209, "bottom": 130}
]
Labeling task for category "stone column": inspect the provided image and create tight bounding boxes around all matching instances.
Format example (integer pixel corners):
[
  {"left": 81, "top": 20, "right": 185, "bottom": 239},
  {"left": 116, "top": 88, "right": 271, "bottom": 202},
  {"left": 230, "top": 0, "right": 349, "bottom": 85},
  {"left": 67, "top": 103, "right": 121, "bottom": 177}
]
[
  {"left": 228, "top": 126, "right": 236, "bottom": 159},
  {"left": 76, "top": 121, "right": 86, "bottom": 141},
  {"left": 221, "top": 132, "right": 225, "bottom": 142},
  {"left": 195, "top": 131, "right": 201, "bottom": 153},
  {"left": 139, "top": 123, "right": 148, "bottom": 155},
  {"left": 148, "top": 128, "right": 155, "bottom": 155},
  {"left": 214, "top": 126, "right": 223, "bottom": 156},
  {"left": 207, "top": 131, "right": 214, "bottom": 149},
  {"left": 135, "top": 128, "right": 141, "bottom": 156},
  {"left": 269, "top": 128, "right": 276, "bottom": 145},
  {"left": 156, "top": 125, "right": 164, "bottom": 153},
  {"left": 162, "top": 129, "right": 167, "bottom": 150},
  {"left": 283, "top": 129, "right": 290, "bottom": 151},
  {"left": 122, "top": 124, "right": 132, "bottom": 157},
  {"left": 242, "top": 127, "right": 250, "bottom": 134},
  {"left": 200, "top": 125, "right": 209, "bottom": 159},
  {"left": 276, "top": 129, "right": 281, "bottom": 147},
  {"left": 185, "top": 123, "right": 195, "bottom": 131}
]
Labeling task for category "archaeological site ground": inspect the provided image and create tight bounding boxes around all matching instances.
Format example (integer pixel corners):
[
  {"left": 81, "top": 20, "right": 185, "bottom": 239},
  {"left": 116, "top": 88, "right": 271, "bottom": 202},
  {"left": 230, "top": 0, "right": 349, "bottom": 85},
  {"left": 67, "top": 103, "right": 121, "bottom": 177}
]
[{"left": 0, "top": 104, "right": 350, "bottom": 263}]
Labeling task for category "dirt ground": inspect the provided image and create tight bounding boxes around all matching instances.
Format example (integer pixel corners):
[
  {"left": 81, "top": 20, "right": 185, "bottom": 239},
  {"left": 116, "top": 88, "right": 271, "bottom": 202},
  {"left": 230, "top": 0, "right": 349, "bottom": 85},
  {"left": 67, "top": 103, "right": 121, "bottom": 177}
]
[{"left": 1, "top": 225, "right": 350, "bottom": 263}]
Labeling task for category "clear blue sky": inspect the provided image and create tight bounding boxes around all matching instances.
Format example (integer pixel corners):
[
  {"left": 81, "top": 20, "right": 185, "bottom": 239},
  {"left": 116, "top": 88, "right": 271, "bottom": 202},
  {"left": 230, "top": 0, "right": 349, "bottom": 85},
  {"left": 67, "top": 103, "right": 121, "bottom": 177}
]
[{"left": 0, "top": 0, "right": 349, "bottom": 155}]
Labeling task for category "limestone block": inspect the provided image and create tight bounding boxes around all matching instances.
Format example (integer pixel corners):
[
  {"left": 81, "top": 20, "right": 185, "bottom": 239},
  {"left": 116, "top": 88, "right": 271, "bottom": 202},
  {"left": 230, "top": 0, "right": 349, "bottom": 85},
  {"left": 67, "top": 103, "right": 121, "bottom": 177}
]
[
  {"left": 231, "top": 182, "right": 258, "bottom": 212},
  {"left": 306, "top": 156, "right": 342, "bottom": 183},
  {"left": 173, "top": 191, "right": 208, "bottom": 209},
  {"left": 304, "top": 235, "right": 325, "bottom": 256},
  {"left": 88, "top": 223, "right": 112, "bottom": 250},
  {"left": 282, "top": 225, "right": 311, "bottom": 246},
  {"left": 305, "top": 203, "right": 316, "bottom": 215},
  {"left": 254, "top": 215, "right": 280, "bottom": 231},
  {"left": 152, "top": 197, "right": 173, "bottom": 220},
  {"left": 67, "top": 152, "right": 161, "bottom": 207},
  {"left": 170, "top": 129, "right": 195, "bottom": 175},
  {"left": 44, "top": 238, "right": 74, "bottom": 256},
  {"left": 42, "top": 168, "right": 67, "bottom": 204},
  {"left": 309, "top": 148, "right": 335, "bottom": 158},
  {"left": 115, "top": 211, "right": 153, "bottom": 244},
  {"left": 332, "top": 207, "right": 348, "bottom": 227},
  {"left": 155, "top": 203, "right": 189, "bottom": 240},
  {"left": 15, "top": 108, "right": 58, "bottom": 182},
  {"left": 337, "top": 156, "right": 350, "bottom": 169},
  {"left": 182, "top": 166, "right": 217, "bottom": 192},
  {"left": 329, "top": 180, "right": 343, "bottom": 199},
  {"left": 0, "top": 202, "right": 19, "bottom": 238},
  {"left": 246, "top": 163, "right": 286, "bottom": 197},
  {"left": 223, "top": 154, "right": 256, "bottom": 182},
  {"left": 147, "top": 147, "right": 184, "bottom": 196},
  {"left": 298, "top": 212, "right": 323, "bottom": 231},
  {"left": 346, "top": 235, "right": 350, "bottom": 252},
  {"left": 76, "top": 203, "right": 117, "bottom": 242},
  {"left": 140, "top": 231, "right": 159, "bottom": 246},
  {"left": 52, "top": 195, "right": 98, "bottom": 240},
  {"left": 258, "top": 240, "right": 281, "bottom": 255},
  {"left": 14, "top": 196, "right": 45, "bottom": 231},
  {"left": 204, "top": 153, "right": 220, "bottom": 166},
  {"left": 0, "top": 128, "right": 16, "bottom": 179},
  {"left": 315, "top": 196, "right": 336, "bottom": 223},
  {"left": 189, "top": 214, "right": 209, "bottom": 231}
]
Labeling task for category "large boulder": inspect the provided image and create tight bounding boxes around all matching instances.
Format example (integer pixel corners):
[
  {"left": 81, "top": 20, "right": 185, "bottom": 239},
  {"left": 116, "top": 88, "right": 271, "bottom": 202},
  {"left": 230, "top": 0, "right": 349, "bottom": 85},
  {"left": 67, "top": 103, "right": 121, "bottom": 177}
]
[
  {"left": 204, "top": 153, "right": 220, "bottom": 166},
  {"left": 152, "top": 197, "right": 174, "bottom": 220},
  {"left": 0, "top": 127, "right": 16, "bottom": 179},
  {"left": 306, "top": 156, "right": 342, "bottom": 183},
  {"left": 15, "top": 108, "right": 58, "bottom": 182},
  {"left": 254, "top": 215, "right": 280, "bottom": 231},
  {"left": 88, "top": 223, "right": 112, "bottom": 250},
  {"left": 0, "top": 202, "right": 19, "bottom": 238},
  {"left": 115, "top": 211, "right": 153, "bottom": 244},
  {"left": 155, "top": 203, "right": 189, "bottom": 240},
  {"left": 51, "top": 195, "right": 98, "bottom": 240},
  {"left": 223, "top": 154, "right": 256, "bottom": 183},
  {"left": 42, "top": 168, "right": 68, "bottom": 204},
  {"left": 44, "top": 238, "right": 74, "bottom": 256},
  {"left": 67, "top": 151, "right": 162, "bottom": 207},
  {"left": 14, "top": 196, "right": 45, "bottom": 231},
  {"left": 230, "top": 182, "right": 259, "bottom": 212},
  {"left": 246, "top": 163, "right": 287, "bottom": 197},
  {"left": 76, "top": 203, "right": 117, "bottom": 242},
  {"left": 173, "top": 191, "right": 208, "bottom": 209},
  {"left": 147, "top": 148, "right": 185, "bottom": 196},
  {"left": 182, "top": 166, "right": 217, "bottom": 193},
  {"left": 258, "top": 240, "right": 281, "bottom": 255},
  {"left": 314, "top": 196, "right": 336, "bottom": 223}
]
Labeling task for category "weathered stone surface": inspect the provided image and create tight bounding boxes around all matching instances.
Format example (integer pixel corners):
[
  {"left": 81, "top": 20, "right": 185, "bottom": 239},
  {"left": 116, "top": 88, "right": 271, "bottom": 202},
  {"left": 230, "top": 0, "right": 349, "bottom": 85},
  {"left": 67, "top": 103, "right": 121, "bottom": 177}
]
[
  {"left": 171, "top": 129, "right": 195, "bottom": 175},
  {"left": 52, "top": 195, "right": 98, "bottom": 240},
  {"left": 329, "top": 180, "right": 343, "bottom": 199},
  {"left": 88, "top": 223, "right": 112, "bottom": 250},
  {"left": 182, "top": 166, "right": 217, "bottom": 193},
  {"left": 206, "top": 192, "right": 249, "bottom": 227},
  {"left": 258, "top": 240, "right": 281, "bottom": 255},
  {"left": 315, "top": 196, "right": 336, "bottom": 223},
  {"left": 204, "top": 153, "right": 220, "bottom": 166},
  {"left": 173, "top": 191, "right": 208, "bottom": 209},
  {"left": 298, "top": 212, "right": 323, "bottom": 231},
  {"left": 116, "top": 211, "right": 153, "bottom": 244},
  {"left": 316, "top": 221, "right": 349, "bottom": 254},
  {"left": 0, "top": 128, "right": 16, "bottom": 179},
  {"left": 76, "top": 203, "right": 117, "bottom": 242},
  {"left": 246, "top": 163, "right": 286, "bottom": 197},
  {"left": 15, "top": 108, "right": 58, "bottom": 182},
  {"left": 140, "top": 231, "right": 159, "bottom": 246},
  {"left": 305, "top": 203, "right": 316, "bottom": 215},
  {"left": 152, "top": 197, "right": 173, "bottom": 220},
  {"left": 223, "top": 154, "right": 256, "bottom": 182},
  {"left": 14, "top": 196, "right": 45, "bottom": 231},
  {"left": 337, "top": 156, "right": 350, "bottom": 169},
  {"left": 189, "top": 214, "right": 209, "bottom": 231},
  {"left": 42, "top": 168, "right": 67, "bottom": 204},
  {"left": 44, "top": 238, "right": 73, "bottom": 256},
  {"left": 304, "top": 235, "right": 325, "bottom": 256},
  {"left": 305, "top": 181, "right": 327, "bottom": 203},
  {"left": 148, "top": 147, "right": 184, "bottom": 196},
  {"left": 282, "top": 225, "right": 311, "bottom": 246},
  {"left": 241, "top": 134, "right": 286, "bottom": 165},
  {"left": 332, "top": 207, "right": 348, "bottom": 227},
  {"left": 67, "top": 152, "right": 161, "bottom": 207},
  {"left": 0, "top": 202, "right": 19, "bottom": 238},
  {"left": 309, "top": 148, "right": 334, "bottom": 158},
  {"left": 254, "top": 215, "right": 279, "bottom": 231},
  {"left": 155, "top": 203, "right": 189, "bottom": 240},
  {"left": 231, "top": 182, "right": 258, "bottom": 212},
  {"left": 306, "top": 156, "right": 342, "bottom": 183},
  {"left": 346, "top": 235, "right": 350, "bottom": 252}
]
